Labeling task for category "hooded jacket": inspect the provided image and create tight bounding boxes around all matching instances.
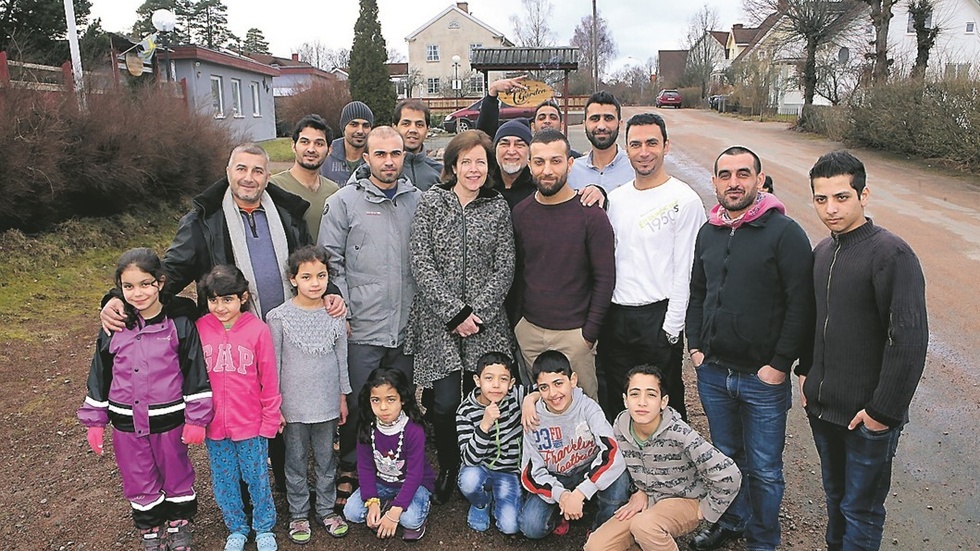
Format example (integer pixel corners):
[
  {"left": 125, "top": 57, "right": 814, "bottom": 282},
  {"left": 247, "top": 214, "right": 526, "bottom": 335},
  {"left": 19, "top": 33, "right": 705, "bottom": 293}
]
[
  {"left": 320, "top": 136, "right": 362, "bottom": 186},
  {"left": 318, "top": 164, "right": 421, "bottom": 347},
  {"left": 613, "top": 406, "right": 741, "bottom": 523},
  {"left": 686, "top": 195, "right": 815, "bottom": 373},
  {"left": 402, "top": 146, "right": 443, "bottom": 191}
]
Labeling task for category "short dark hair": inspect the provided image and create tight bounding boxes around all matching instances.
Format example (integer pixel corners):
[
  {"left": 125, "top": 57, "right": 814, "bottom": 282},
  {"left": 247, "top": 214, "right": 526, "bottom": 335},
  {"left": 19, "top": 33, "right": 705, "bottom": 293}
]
[
  {"left": 475, "top": 352, "right": 516, "bottom": 377},
  {"left": 762, "top": 175, "right": 774, "bottom": 193},
  {"left": 808, "top": 150, "right": 866, "bottom": 193},
  {"left": 534, "top": 99, "right": 562, "bottom": 120},
  {"left": 530, "top": 128, "right": 571, "bottom": 158},
  {"left": 624, "top": 364, "right": 666, "bottom": 395},
  {"left": 393, "top": 99, "right": 431, "bottom": 127},
  {"left": 585, "top": 90, "right": 622, "bottom": 119},
  {"left": 532, "top": 350, "right": 572, "bottom": 381},
  {"left": 291, "top": 114, "right": 333, "bottom": 144},
  {"left": 714, "top": 145, "right": 762, "bottom": 175},
  {"left": 442, "top": 129, "right": 498, "bottom": 187},
  {"left": 625, "top": 112, "right": 667, "bottom": 143}
]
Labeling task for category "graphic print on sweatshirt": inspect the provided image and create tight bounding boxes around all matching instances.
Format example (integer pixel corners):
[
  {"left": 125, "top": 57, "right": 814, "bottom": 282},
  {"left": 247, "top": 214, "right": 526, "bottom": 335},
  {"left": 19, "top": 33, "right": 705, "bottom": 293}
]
[
  {"left": 637, "top": 200, "right": 680, "bottom": 234},
  {"left": 531, "top": 420, "right": 599, "bottom": 474},
  {"left": 202, "top": 343, "right": 253, "bottom": 375}
]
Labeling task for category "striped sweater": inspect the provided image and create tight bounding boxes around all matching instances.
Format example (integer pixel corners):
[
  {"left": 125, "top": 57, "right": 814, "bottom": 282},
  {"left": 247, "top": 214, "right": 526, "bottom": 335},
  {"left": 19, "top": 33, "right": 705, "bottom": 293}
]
[{"left": 456, "top": 385, "right": 527, "bottom": 473}]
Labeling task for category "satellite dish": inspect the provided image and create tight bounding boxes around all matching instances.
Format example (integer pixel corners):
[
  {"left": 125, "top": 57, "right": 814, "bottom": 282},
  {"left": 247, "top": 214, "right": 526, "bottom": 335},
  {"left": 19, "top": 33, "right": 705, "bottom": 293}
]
[
  {"left": 152, "top": 9, "right": 176, "bottom": 33},
  {"left": 838, "top": 47, "right": 850, "bottom": 64}
]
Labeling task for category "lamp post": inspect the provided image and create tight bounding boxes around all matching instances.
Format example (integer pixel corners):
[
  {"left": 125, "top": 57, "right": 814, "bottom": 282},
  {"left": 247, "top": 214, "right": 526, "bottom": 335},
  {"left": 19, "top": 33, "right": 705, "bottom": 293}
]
[
  {"left": 451, "top": 54, "right": 461, "bottom": 107},
  {"left": 152, "top": 9, "right": 176, "bottom": 82}
]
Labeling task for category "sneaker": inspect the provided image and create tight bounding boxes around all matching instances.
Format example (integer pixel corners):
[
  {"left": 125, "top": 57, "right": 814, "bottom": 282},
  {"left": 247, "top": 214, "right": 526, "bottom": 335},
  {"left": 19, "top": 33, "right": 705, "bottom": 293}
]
[
  {"left": 166, "top": 519, "right": 192, "bottom": 550},
  {"left": 256, "top": 531, "right": 278, "bottom": 551},
  {"left": 552, "top": 517, "right": 570, "bottom": 537},
  {"left": 320, "top": 513, "right": 349, "bottom": 538},
  {"left": 466, "top": 504, "right": 490, "bottom": 532},
  {"left": 288, "top": 519, "right": 311, "bottom": 545},
  {"left": 402, "top": 520, "right": 427, "bottom": 542},
  {"left": 223, "top": 533, "right": 247, "bottom": 551},
  {"left": 139, "top": 525, "right": 167, "bottom": 551}
]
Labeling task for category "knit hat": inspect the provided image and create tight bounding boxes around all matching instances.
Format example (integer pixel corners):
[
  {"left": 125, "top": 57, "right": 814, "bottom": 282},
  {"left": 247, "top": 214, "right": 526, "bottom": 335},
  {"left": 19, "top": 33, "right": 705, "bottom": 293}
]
[
  {"left": 493, "top": 118, "right": 532, "bottom": 147},
  {"left": 340, "top": 101, "right": 374, "bottom": 128}
]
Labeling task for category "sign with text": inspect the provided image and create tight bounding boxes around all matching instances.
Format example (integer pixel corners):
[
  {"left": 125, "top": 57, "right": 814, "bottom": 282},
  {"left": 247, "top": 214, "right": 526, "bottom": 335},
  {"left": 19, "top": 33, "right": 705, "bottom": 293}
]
[{"left": 502, "top": 79, "right": 554, "bottom": 107}]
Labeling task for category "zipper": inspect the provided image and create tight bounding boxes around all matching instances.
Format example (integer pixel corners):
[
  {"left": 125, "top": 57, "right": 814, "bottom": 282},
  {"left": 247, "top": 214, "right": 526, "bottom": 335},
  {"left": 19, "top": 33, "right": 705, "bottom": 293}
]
[{"left": 817, "top": 236, "right": 842, "bottom": 410}]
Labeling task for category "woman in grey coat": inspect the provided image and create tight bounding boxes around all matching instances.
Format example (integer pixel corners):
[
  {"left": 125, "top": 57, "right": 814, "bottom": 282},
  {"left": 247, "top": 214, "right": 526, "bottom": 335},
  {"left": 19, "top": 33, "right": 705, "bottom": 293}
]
[{"left": 405, "top": 129, "right": 516, "bottom": 504}]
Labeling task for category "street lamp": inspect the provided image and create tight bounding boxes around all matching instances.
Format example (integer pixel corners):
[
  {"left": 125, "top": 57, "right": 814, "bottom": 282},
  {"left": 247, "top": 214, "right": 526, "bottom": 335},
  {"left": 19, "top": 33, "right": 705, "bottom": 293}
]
[
  {"left": 152, "top": 9, "right": 176, "bottom": 82},
  {"left": 452, "top": 54, "right": 461, "bottom": 106}
]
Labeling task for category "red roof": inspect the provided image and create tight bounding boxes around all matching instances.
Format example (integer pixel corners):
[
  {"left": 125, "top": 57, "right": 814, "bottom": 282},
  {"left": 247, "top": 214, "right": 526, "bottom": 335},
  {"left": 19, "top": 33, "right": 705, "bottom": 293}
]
[{"left": 171, "top": 45, "right": 280, "bottom": 76}]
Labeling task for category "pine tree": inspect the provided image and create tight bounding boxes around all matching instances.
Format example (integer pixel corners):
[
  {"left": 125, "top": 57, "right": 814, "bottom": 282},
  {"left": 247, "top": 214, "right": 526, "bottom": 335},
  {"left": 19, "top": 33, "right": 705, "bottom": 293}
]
[
  {"left": 187, "top": 0, "right": 234, "bottom": 49},
  {"left": 0, "top": 0, "right": 93, "bottom": 64},
  {"left": 349, "top": 0, "right": 395, "bottom": 124},
  {"left": 242, "top": 27, "right": 271, "bottom": 54},
  {"left": 134, "top": 0, "right": 193, "bottom": 44}
]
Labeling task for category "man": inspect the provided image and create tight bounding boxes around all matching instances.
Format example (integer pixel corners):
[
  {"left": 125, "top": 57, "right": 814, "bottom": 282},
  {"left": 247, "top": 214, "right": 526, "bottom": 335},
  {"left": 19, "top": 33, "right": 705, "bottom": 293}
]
[
  {"left": 686, "top": 146, "right": 814, "bottom": 551},
  {"left": 511, "top": 129, "right": 615, "bottom": 401},
  {"left": 801, "top": 151, "right": 928, "bottom": 551},
  {"left": 598, "top": 113, "right": 705, "bottom": 422},
  {"left": 568, "top": 91, "right": 634, "bottom": 194},
  {"left": 269, "top": 114, "right": 340, "bottom": 242},
  {"left": 393, "top": 99, "right": 443, "bottom": 191},
  {"left": 476, "top": 76, "right": 582, "bottom": 156},
  {"left": 318, "top": 126, "right": 421, "bottom": 511},
  {"left": 321, "top": 100, "right": 373, "bottom": 185}
]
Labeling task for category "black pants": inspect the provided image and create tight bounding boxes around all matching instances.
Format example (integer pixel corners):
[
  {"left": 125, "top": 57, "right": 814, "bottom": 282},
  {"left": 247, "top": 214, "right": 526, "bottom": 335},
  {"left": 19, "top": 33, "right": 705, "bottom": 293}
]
[
  {"left": 422, "top": 370, "right": 474, "bottom": 471},
  {"left": 597, "top": 301, "right": 687, "bottom": 421}
]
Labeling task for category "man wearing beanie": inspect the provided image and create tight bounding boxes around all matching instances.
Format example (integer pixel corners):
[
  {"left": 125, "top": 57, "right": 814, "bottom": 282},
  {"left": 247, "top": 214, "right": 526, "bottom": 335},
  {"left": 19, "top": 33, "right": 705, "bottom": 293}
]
[
  {"left": 321, "top": 100, "right": 374, "bottom": 185},
  {"left": 490, "top": 119, "right": 535, "bottom": 210}
]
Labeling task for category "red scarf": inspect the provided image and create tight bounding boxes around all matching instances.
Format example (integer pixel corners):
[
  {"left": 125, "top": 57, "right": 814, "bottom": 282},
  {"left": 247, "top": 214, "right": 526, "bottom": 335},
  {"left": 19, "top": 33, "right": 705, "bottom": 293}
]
[{"left": 708, "top": 192, "right": 786, "bottom": 229}]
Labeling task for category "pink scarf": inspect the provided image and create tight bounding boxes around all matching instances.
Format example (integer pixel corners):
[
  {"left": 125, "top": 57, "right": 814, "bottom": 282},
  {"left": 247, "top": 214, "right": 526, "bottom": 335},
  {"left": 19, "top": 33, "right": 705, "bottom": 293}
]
[{"left": 708, "top": 192, "right": 786, "bottom": 229}]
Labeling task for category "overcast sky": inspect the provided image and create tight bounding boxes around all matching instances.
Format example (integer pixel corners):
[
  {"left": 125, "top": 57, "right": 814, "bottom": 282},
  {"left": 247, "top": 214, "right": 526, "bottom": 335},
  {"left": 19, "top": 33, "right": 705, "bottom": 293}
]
[{"left": 90, "top": 0, "right": 747, "bottom": 74}]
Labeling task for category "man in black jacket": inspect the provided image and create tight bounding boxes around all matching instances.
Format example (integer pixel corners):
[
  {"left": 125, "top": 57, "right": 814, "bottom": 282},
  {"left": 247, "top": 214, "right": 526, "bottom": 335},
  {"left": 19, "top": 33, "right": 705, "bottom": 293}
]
[
  {"left": 686, "top": 146, "right": 814, "bottom": 551},
  {"left": 801, "top": 151, "right": 928, "bottom": 551}
]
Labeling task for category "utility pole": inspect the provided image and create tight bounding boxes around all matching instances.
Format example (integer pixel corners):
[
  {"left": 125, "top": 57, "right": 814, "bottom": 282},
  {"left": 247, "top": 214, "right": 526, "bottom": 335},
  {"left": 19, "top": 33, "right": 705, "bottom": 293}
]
[
  {"left": 591, "top": 0, "right": 598, "bottom": 92},
  {"left": 63, "top": 0, "right": 85, "bottom": 109}
]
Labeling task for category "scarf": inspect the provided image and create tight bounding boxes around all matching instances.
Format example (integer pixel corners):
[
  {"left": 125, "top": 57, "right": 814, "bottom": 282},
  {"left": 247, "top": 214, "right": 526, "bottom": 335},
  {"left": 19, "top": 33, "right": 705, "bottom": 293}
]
[{"left": 708, "top": 191, "right": 786, "bottom": 229}]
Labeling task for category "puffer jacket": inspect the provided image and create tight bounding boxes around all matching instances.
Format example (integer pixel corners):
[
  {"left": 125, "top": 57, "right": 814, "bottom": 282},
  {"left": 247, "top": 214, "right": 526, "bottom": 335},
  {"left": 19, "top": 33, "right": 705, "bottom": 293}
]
[
  {"left": 405, "top": 183, "right": 515, "bottom": 387},
  {"left": 318, "top": 164, "right": 421, "bottom": 347},
  {"left": 402, "top": 146, "right": 443, "bottom": 191}
]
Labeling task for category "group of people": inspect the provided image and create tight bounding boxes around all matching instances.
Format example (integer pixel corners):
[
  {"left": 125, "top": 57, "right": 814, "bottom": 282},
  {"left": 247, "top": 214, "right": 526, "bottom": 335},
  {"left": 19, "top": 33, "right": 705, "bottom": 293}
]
[{"left": 79, "top": 81, "right": 928, "bottom": 551}]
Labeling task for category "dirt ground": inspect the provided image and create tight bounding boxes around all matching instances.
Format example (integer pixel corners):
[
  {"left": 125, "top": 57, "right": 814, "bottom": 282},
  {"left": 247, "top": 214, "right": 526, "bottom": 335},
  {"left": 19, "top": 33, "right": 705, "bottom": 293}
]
[{"left": 3, "top": 107, "right": 978, "bottom": 550}]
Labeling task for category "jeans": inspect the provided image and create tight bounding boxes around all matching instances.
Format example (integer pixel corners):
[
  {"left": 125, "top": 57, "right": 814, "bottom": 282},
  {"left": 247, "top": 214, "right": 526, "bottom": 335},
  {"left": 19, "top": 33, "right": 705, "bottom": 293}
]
[
  {"left": 519, "top": 470, "right": 630, "bottom": 539},
  {"left": 343, "top": 484, "right": 431, "bottom": 530},
  {"left": 809, "top": 416, "right": 902, "bottom": 551},
  {"left": 696, "top": 362, "right": 790, "bottom": 551},
  {"left": 283, "top": 420, "right": 338, "bottom": 520},
  {"left": 457, "top": 465, "right": 522, "bottom": 534}
]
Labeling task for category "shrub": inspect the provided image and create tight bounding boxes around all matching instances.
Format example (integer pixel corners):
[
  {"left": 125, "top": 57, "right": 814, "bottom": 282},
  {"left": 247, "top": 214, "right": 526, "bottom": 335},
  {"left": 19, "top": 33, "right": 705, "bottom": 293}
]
[
  {"left": 677, "top": 87, "right": 703, "bottom": 108},
  {"left": 0, "top": 84, "right": 232, "bottom": 233},
  {"left": 799, "top": 104, "right": 849, "bottom": 142},
  {"left": 277, "top": 80, "right": 351, "bottom": 139}
]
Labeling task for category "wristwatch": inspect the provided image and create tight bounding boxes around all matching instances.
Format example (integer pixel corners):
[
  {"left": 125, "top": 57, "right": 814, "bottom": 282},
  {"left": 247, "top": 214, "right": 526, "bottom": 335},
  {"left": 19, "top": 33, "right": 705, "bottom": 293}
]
[{"left": 666, "top": 333, "right": 679, "bottom": 345}]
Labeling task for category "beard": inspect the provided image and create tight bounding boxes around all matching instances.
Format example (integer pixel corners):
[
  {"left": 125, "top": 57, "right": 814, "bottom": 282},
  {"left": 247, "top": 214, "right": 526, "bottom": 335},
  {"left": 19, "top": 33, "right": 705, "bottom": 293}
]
[
  {"left": 298, "top": 158, "right": 325, "bottom": 171},
  {"left": 372, "top": 168, "right": 399, "bottom": 184},
  {"left": 499, "top": 161, "right": 526, "bottom": 175},
  {"left": 533, "top": 172, "right": 568, "bottom": 196},
  {"left": 586, "top": 126, "right": 619, "bottom": 150},
  {"left": 717, "top": 187, "right": 758, "bottom": 213}
]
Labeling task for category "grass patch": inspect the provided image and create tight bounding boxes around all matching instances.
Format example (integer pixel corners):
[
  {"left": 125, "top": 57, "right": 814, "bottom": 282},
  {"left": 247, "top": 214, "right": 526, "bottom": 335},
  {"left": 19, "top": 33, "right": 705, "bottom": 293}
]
[
  {"left": 0, "top": 205, "right": 186, "bottom": 343},
  {"left": 259, "top": 138, "right": 295, "bottom": 163}
]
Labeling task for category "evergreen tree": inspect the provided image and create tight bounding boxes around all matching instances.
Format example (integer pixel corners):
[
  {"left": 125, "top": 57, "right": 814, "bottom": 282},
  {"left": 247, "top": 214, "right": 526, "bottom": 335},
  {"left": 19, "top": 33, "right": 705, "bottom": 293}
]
[
  {"left": 349, "top": 0, "right": 395, "bottom": 124},
  {"left": 134, "top": 0, "right": 193, "bottom": 44},
  {"left": 187, "top": 0, "right": 234, "bottom": 49},
  {"left": 242, "top": 27, "right": 271, "bottom": 54},
  {"left": 0, "top": 0, "right": 92, "bottom": 64}
]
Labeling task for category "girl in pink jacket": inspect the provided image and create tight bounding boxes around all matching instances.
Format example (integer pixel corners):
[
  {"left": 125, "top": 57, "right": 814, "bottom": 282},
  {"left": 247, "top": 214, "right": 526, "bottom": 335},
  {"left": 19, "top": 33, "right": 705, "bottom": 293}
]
[{"left": 196, "top": 265, "right": 282, "bottom": 551}]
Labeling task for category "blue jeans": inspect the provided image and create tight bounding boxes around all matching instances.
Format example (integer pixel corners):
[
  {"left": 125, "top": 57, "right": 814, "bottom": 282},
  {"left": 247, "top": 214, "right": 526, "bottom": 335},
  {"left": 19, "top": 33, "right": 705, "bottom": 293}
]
[
  {"left": 518, "top": 470, "right": 629, "bottom": 539},
  {"left": 343, "top": 484, "right": 431, "bottom": 530},
  {"left": 206, "top": 437, "right": 276, "bottom": 535},
  {"left": 457, "top": 465, "right": 522, "bottom": 534},
  {"left": 696, "top": 362, "right": 790, "bottom": 551},
  {"left": 809, "top": 416, "right": 902, "bottom": 551}
]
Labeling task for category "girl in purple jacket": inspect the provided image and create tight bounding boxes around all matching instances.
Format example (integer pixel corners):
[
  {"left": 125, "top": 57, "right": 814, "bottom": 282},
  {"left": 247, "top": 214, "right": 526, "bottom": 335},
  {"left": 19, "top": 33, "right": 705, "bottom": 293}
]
[{"left": 78, "top": 248, "right": 213, "bottom": 551}]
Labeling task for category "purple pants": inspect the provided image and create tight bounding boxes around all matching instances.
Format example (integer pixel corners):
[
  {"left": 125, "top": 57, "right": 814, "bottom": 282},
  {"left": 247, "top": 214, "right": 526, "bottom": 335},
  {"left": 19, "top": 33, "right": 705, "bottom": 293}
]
[{"left": 113, "top": 425, "right": 197, "bottom": 528}]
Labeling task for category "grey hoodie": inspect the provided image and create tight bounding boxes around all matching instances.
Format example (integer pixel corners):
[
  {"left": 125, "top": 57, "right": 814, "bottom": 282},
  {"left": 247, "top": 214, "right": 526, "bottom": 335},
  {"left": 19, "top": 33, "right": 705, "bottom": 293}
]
[
  {"left": 614, "top": 406, "right": 741, "bottom": 523},
  {"left": 317, "top": 164, "right": 421, "bottom": 347},
  {"left": 402, "top": 145, "right": 443, "bottom": 191}
]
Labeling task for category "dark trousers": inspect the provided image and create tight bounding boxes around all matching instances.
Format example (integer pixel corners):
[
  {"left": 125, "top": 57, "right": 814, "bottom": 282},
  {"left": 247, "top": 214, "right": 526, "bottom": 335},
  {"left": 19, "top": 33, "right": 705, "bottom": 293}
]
[
  {"left": 809, "top": 415, "right": 902, "bottom": 551},
  {"left": 597, "top": 301, "right": 686, "bottom": 421}
]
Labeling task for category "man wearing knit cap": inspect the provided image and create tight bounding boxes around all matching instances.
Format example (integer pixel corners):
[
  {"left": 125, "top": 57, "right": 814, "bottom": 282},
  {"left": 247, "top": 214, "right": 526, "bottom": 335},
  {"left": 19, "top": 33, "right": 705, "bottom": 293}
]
[
  {"left": 490, "top": 119, "right": 535, "bottom": 210},
  {"left": 321, "top": 100, "right": 374, "bottom": 185},
  {"left": 477, "top": 76, "right": 583, "bottom": 157}
]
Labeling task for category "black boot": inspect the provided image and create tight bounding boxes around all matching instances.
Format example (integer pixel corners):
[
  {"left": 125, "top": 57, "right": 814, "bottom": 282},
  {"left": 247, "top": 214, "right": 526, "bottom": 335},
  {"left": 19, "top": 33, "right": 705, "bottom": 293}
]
[
  {"left": 431, "top": 416, "right": 459, "bottom": 505},
  {"left": 688, "top": 523, "right": 743, "bottom": 551}
]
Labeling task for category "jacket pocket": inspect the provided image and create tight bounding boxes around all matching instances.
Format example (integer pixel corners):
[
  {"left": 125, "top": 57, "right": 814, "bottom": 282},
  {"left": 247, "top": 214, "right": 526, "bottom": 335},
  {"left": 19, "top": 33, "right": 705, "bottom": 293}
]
[{"left": 711, "top": 309, "right": 765, "bottom": 361}]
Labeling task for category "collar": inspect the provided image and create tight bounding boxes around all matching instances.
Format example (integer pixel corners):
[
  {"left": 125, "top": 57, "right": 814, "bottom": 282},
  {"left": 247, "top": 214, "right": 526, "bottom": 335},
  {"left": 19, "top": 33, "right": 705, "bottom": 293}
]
[
  {"left": 832, "top": 218, "right": 877, "bottom": 244},
  {"left": 377, "top": 411, "right": 408, "bottom": 436},
  {"left": 584, "top": 146, "right": 625, "bottom": 169}
]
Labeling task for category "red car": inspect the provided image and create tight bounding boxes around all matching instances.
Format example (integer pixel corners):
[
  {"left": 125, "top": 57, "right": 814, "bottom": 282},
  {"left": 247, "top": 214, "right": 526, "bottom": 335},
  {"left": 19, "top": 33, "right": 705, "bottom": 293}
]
[
  {"left": 443, "top": 98, "right": 536, "bottom": 133},
  {"left": 656, "top": 89, "right": 682, "bottom": 108}
]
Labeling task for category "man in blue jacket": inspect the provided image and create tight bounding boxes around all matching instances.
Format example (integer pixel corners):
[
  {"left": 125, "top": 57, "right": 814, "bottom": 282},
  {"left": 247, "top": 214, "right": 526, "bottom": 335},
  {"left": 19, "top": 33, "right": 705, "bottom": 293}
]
[{"left": 320, "top": 101, "right": 373, "bottom": 185}]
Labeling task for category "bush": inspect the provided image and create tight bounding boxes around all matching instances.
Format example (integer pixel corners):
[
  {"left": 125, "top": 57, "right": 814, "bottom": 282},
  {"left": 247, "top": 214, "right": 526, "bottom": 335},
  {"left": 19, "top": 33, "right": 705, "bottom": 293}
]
[
  {"left": 277, "top": 80, "right": 351, "bottom": 139},
  {"left": 0, "top": 84, "right": 232, "bottom": 233},
  {"left": 799, "top": 105, "right": 849, "bottom": 142},
  {"left": 677, "top": 87, "right": 703, "bottom": 108}
]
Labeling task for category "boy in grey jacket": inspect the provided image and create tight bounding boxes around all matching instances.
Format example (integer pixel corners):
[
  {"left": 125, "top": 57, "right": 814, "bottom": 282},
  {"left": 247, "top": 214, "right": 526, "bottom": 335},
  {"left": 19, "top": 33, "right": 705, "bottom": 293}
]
[
  {"left": 585, "top": 364, "right": 741, "bottom": 551},
  {"left": 519, "top": 351, "right": 629, "bottom": 540}
]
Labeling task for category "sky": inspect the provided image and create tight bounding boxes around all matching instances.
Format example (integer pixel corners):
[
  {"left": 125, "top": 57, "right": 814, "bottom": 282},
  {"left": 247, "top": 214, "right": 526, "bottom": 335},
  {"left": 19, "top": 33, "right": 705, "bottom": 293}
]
[{"left": 89, "top": 0, "right": 747, "bottom": 74}]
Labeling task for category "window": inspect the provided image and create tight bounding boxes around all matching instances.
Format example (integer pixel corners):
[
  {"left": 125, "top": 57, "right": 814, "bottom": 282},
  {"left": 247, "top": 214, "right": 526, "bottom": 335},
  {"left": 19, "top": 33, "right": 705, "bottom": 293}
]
[
  {"left": 907, "top": 13, "right": 932, "bottom": 33},
  {"left": 210, "top": 75, "right": 224, "bottom": 118},
  {"left": 426, "top": 44, "right": 440, "bottom": 62},
  {"left": 426, "top": 77, "right": 440, "bottom": 95},
  {"left": 469, "top": 74, "right": 483, "bottom": 94},
  {"left": 469, "top": 42, "right": 483, "bottom": 58},
  {"left": 967, "top": 21, "right": 976, "bottom": 34},
  {"left": 230, "top": 78, "right": 243, "bottom": 117},
  {"left": 945, "top": 63, "right": 971, "bottom": 79},
  {"left": 250, "top": 82, "right": 261, "bottom": 116}
]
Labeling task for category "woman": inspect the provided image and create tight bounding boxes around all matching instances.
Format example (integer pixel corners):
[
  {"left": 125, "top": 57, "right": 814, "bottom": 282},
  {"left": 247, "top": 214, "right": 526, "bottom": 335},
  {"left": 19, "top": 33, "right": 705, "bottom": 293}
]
[{"left": 405, "top": 129, "right": 516, "bottom": 505}]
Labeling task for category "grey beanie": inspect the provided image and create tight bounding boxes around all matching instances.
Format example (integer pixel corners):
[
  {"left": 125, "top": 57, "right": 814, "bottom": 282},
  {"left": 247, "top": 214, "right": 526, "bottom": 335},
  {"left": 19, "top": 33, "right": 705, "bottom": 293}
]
[
  {"left": 340, "top": 101, "right": 374, "bottom": 128},
  {"left": 493, "top": 118, "right": 532, "bottom": 147}
]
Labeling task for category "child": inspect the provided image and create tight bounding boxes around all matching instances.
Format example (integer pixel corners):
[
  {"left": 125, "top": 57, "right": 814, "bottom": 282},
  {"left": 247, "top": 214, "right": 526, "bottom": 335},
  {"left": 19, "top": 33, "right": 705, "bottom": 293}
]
[
  {"left": 266, "top": 246, "right": 351, "bottom": 543},
  {"left": 456, "top": 352, "right": 527, "bottom": 534},
  {"left": 519, "top": 350, "right": 629, "bottom": 540},
  {"left": 585, "top": 364, "right": 741, "bottom": 551},
  {"left": 78, "top": 247, "right": 213, "bottom": 551},
  {"left": 344, "top": 368, "right": 436, "bottom": 541},
  {"left": 196, "top": 265, "right": 282, "bottom": 551}
]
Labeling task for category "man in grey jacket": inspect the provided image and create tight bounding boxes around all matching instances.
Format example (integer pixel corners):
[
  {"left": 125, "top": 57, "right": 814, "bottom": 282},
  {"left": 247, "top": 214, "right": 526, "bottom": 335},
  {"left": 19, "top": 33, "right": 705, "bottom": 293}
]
[
  {"left": 394, "top": 99, "right": 443, "bottom": 191},
  {"left": 317, "top": 125, "right": 421, "bottom": 508}
]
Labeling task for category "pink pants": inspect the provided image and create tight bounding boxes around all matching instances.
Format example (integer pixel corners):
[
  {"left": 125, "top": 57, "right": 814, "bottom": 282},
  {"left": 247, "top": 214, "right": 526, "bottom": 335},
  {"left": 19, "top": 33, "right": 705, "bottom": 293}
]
[{"left": 113, "top": 426, "right": 196, "bottom": 527}]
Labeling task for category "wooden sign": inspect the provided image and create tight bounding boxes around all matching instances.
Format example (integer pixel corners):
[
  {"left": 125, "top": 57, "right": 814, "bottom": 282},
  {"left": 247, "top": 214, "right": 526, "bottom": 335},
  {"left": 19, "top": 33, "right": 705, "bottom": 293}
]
[
  {"left": 502, "top": 79, "right": 554, "bottom": 107},
  {"left": 125, "top": 52, "right": 144, "bottom": 76}
]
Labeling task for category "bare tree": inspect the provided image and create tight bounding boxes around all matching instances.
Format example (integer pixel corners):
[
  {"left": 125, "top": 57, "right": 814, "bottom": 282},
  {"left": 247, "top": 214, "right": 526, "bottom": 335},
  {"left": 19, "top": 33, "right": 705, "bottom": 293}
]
[
  {"left": 296, "top": 41, "right": 350, "bottom": 70},
  {"left": 387, "top": 47, "right": 407, "bottom": 63},
  {"left": 684, "top": 5, "right": 722, "bottom": 99},
  {"left": 862, "top": 0, "right": 898, "bottom": 83},
  {"left": 510, "top": 0, "right": 556, "bottom": 47},
  {"left": 813, "top": 47, "right": 861, "bottom": 104},
  {"left": 907, "top": 0, "right": 940, "bottom": 79},
  {"left": 570, "top": 12, "right": 616, "bottom": 90}
]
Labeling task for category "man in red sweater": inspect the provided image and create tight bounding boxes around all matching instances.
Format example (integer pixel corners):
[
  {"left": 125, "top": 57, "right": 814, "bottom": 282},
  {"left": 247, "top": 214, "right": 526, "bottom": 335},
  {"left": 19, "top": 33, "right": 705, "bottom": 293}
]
[{"left": 511, "top": 129, "right": 615, "bottom": 400}]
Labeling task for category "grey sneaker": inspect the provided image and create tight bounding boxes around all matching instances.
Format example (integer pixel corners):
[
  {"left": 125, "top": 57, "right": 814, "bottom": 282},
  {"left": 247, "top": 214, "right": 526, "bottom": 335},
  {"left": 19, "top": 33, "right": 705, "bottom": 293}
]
[
  {"left": 402, "top": 520, "right": 426, "bottom": 542},
  {"left": 139, "top": 525, "right": 167, "bottom": 551},
  {"left": 166, "top": 519, "right": 192, "bottom": 550}
]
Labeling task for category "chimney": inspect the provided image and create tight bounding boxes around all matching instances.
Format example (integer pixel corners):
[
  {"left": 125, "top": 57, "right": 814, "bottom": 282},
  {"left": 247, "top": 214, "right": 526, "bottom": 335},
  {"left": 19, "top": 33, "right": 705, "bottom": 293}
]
[
  {"left": 732, "top": 24, "right": 744, "bottom": 30},
  {"left": 291, "top": 53, "right": 299, "bottom": 61},
  {"left": 456, "top": 2, "right": 469, "bottom": 13}
]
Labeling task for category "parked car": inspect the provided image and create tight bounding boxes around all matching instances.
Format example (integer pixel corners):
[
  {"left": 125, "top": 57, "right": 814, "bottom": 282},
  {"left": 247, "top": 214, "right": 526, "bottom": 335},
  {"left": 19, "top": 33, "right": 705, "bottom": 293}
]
[
  {"left": 443, "top": 98, "right": 536, "bottom": 133},
  {"left": 655, "top": 89, "right": 682, "bottom": 108},
  {"left": 709, "top": 94, "right": 733, "bottom": 111}
]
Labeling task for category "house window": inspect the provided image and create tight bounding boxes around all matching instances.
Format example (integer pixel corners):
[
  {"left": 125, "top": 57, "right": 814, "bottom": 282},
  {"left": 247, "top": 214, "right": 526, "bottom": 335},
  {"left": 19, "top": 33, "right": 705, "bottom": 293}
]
[
  {"left": 230, "top": 78, "right": 243, "bottom": 117},
  {"left": 210, "top": 75, "right": 224, "bottom": 118},
  {"left": 426, "top": 44, "right": 440, "bottom": 62},
  {"left": 967, "top": 21, "right": 976, "bottom": 34},
  {"left": 907, "top": 13, "right": 932, "bottom": 33},
  {"left": 426, "top": 77, "right": 440, "bottom": 95},
  {"left": 945, "top": 63, "right": 971, "bottom": 79},
  {"left": 250, "top": 82, "right": 261, "bottom": 116},
  {"left": 469, "top": 74, "right": 483, "bottom": 94}
]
